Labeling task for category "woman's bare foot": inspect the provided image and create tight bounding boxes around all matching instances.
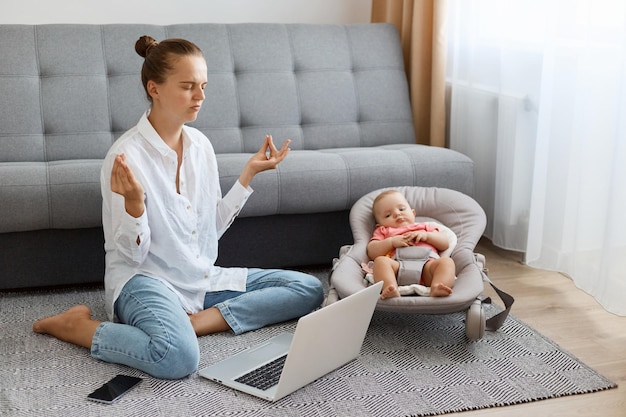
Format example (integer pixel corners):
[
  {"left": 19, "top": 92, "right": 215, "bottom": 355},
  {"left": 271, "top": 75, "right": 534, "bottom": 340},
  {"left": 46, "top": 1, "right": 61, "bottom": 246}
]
[
  {"left": 430, "top": 283, "right": 453, "bottom": 297},
  {"left": 33, "top": 305, "right": 99, "bottom": 349},
  {"left": 381, "top": 284, "right": 401, "bottom": 299}
]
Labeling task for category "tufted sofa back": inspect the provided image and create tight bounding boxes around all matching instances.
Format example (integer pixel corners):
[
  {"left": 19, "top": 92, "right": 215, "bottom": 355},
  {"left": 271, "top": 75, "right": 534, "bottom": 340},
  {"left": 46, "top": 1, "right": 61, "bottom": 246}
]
[
  {"left": 0, "top": 23, "right": 414, "bottom": 233},
  {"left": 0, "top": 23, "right": 414, "bottom": 162}
]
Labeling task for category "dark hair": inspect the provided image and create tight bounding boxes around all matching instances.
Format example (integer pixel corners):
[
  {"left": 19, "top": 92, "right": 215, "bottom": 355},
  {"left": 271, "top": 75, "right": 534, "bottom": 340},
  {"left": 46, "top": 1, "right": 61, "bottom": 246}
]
[{"left": 134, "top": 36, "right": 204, "bottom": 102}]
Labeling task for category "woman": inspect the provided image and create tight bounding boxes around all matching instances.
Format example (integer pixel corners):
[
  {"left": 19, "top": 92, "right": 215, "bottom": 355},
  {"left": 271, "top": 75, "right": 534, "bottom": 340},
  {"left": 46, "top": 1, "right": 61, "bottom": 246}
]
[{"left": 33, "top": 36, "right": 324, "bottom": 379}]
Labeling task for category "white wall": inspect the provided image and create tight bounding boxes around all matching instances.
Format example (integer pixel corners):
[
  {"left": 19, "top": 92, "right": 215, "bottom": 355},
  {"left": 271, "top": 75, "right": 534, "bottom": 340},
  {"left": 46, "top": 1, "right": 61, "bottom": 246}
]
[{"left": 1, "top": 0, "right": 372, "bottom": 25}]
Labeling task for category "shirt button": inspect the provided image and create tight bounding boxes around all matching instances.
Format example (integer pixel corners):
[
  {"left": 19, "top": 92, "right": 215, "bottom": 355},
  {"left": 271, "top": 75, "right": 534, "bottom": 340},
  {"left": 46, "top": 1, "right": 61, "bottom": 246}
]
[
  {"left": 192, "top": 230, "right": 196, "bottom": 235},
  {"left": 204, "top": 274, "right": 209, "bottom": 279},
  {"left": 187, "top": 205, "right": 191, "bottom": 210}
]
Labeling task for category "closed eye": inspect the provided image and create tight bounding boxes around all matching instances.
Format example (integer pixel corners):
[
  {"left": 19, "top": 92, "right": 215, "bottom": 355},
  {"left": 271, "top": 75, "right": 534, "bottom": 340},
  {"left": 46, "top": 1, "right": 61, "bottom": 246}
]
[{"left": 180, "top": 82, "right": 207, "bottom": 90}]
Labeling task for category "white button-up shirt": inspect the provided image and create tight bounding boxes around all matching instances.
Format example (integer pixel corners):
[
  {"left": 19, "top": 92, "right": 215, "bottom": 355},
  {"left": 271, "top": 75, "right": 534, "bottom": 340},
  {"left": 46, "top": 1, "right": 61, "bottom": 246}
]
[{"left": 101, "top": 112, "right": 251, "bottom": 320}]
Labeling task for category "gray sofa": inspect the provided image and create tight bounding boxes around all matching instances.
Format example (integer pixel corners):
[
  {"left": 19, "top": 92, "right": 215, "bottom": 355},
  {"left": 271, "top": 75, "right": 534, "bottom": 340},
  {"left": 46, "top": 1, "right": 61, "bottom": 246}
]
[{"left": 0, "top": 23, "right": 474, "bottom": 290}]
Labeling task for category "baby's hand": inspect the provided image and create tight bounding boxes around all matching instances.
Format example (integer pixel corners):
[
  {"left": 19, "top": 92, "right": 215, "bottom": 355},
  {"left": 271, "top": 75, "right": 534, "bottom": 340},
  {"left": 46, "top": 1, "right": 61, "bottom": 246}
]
[
  {"left": 404, "top": 231, "right": 428, "bottom": 244},
  {"left": 391, "top": 235, "right": 410, "bottom": 248}
]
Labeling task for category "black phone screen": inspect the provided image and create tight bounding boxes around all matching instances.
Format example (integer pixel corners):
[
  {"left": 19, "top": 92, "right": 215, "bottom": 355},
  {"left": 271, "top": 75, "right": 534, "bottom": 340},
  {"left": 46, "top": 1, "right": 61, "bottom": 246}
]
[{"left": 87, "top": 374, "right": 142, "bottom": 404}]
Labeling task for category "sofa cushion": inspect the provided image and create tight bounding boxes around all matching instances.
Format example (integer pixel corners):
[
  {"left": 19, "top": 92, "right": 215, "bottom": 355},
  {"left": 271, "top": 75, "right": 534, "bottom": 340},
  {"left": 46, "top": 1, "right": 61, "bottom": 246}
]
[
  {"left": 0, "top": 160, "right": 102, "bottom": 233},
  {"left": 219, "top": 145, "right": 474, "bottom": 218}
]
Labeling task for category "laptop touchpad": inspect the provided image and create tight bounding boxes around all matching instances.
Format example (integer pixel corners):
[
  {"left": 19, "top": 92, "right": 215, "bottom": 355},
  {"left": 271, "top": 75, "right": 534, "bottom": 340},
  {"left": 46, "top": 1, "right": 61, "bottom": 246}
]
[{"left": 247, "top": 340, "right": 288, "bottom": 361}]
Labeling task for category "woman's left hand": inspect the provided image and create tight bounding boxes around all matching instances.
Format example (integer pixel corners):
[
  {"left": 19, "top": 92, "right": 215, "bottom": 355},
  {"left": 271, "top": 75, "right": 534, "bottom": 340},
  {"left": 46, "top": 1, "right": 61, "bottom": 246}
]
[{"left": 239, "top": 135, "right": 291, "bottom": 187}]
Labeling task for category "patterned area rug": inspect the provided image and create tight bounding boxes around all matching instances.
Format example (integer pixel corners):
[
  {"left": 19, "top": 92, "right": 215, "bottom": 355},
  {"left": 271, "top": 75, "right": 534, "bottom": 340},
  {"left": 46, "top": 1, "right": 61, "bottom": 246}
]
[{"left": 0, "top": 275, "right": 616, "bottom": 417}]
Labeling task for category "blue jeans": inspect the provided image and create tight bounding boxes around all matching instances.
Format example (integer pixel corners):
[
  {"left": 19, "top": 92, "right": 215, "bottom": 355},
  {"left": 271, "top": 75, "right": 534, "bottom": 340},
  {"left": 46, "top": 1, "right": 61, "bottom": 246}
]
[{"left": 91, "top": 269, "right": 323, "bottom": 379}]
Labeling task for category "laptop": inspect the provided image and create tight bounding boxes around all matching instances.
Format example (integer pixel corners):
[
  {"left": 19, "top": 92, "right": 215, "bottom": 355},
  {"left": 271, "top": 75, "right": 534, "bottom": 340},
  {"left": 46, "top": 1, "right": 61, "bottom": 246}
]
[{"left": 199, "top": 281, "right": 383, "bottom": 401}]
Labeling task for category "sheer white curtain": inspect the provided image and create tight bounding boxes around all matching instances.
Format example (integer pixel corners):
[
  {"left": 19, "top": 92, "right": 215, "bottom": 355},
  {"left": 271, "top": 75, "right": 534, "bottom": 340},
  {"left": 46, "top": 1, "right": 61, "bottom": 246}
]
[{"left": 446, "top": 0, "right": 626, "bottom": 315}]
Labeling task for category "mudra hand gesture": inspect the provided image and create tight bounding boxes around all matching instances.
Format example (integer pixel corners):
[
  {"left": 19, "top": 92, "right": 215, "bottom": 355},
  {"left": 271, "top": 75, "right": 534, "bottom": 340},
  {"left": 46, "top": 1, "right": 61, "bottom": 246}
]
[
  {"left": 110, "top": 153, "right": 145, "bottom": 218},
  {"left": 239, "top": 134, "right": 291, "bottom": 187}
]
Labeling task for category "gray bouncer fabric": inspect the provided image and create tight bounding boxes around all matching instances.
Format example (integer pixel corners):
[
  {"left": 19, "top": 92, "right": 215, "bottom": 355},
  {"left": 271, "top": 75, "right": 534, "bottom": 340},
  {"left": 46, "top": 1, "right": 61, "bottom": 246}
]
[{"left": 330, "top": 186, "right": 488, "bottom": 315}]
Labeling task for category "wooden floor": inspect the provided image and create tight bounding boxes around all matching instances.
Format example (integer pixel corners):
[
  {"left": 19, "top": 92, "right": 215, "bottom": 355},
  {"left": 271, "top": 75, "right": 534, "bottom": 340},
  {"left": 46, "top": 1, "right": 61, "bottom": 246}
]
[{"left": 447, "top": 239, "right": 626, "bottom": 417}]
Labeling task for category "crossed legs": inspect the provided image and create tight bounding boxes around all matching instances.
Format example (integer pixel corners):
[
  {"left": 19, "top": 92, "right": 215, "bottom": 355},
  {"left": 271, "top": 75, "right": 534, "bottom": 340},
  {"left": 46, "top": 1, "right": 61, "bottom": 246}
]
[{"left": 33, "top": 270, "right": 324, "bottom": 378}]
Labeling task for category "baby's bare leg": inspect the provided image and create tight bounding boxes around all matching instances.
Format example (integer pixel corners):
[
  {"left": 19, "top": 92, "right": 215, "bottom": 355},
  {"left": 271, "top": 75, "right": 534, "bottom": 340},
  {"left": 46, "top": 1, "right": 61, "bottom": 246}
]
[
  {"left": 33, "top": 305, "right": 100, "bottom": 349},
  {"left": 423, "top": 258, "right": 455, "bottom": 297},
  {"left": 372, "top": 256, "right": 401, "bottom": 299}
]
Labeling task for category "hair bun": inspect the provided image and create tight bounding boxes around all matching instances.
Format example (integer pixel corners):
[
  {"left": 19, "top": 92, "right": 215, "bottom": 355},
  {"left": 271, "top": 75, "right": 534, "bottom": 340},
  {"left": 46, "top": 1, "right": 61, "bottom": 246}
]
[{"left": 135, "top": 35, "right": 159, "bottom": 58}]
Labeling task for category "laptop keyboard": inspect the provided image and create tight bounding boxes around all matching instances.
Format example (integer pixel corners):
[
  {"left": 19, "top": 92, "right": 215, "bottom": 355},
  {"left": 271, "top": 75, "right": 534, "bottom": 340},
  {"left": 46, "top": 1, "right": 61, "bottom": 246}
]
[{"left": 235, "top": 355, "right": 287, "bottom": 390}]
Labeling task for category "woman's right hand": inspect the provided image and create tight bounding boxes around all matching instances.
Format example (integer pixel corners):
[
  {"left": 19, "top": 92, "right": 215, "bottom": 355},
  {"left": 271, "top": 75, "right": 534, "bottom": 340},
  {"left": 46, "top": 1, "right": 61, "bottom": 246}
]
[{"left": 111, "top": 153, "right": 145, "bottom": 218}]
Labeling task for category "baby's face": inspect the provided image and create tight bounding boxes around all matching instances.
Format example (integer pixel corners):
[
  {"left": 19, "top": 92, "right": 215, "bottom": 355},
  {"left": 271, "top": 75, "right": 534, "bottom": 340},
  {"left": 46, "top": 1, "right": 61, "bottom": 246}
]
[{"left": 373, "top": 192, "right": 416, "bottom": 227}]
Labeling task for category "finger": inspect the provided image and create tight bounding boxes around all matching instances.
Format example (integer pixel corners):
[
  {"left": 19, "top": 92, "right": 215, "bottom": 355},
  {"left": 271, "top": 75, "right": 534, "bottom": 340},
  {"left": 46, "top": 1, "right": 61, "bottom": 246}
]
[
  {"left": 265, "top": 134, "right": 278, "bottom": 158},
  {"left": 275, "top": 139, "right": 291, "bottom": 160},
  {"left": 115, "top": 154, "right": 138, "bottom": 189},
  {"left": 279, "top": 139, "right": 291, "bottom": 153},
  {"left": 113, "top": 154, "right": 129, "bottom": 177},
  {"left": 111, "top": 156, "right": 123, "bottom": 186},
  {"left": 118, "top": 154, "right": 137, "bottom": 180},
  {"left": 257, "top": 135, "right": 270, "bottom": 158},
  {"left": 121, "top": 160, "right": 135, "bottom": 180}
]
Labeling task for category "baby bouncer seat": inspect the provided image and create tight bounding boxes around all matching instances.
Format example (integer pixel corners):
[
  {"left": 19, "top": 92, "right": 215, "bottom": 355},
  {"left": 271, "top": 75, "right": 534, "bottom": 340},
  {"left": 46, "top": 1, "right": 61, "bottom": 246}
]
[{"left": 328, "top": 186, "right": 513, "bottom": 340}]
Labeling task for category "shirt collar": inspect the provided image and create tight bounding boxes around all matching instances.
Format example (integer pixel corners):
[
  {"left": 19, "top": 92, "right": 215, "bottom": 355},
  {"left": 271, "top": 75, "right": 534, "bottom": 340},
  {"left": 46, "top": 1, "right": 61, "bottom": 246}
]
[{"left": 137, "top": 110, "right": 197, "bottom": 156}]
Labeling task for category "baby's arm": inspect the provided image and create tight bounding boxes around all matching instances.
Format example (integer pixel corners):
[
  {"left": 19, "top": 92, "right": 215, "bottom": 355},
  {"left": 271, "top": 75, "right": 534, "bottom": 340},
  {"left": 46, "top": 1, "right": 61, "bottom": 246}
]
[
  {"left": 367, "top": 235, "right": 406, "bottom": 260},
  {"left": 403, "top": 229, "right": 449, "bottom": 252},
  {"left": 420, "top": 230, "right": 449, "bottom": 252}
]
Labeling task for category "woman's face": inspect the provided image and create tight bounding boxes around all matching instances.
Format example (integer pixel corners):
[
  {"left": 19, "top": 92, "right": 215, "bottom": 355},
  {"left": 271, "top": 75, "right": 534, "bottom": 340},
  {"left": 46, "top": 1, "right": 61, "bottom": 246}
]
[{"left": 148, "top": 55, "right": 208, "bottom": 125}]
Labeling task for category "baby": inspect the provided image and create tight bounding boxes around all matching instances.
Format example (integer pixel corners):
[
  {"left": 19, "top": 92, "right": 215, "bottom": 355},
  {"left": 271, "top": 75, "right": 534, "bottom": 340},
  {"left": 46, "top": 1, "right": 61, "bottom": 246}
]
[{"left": 367, "top": 190, "right": 455, "bottom": 299}]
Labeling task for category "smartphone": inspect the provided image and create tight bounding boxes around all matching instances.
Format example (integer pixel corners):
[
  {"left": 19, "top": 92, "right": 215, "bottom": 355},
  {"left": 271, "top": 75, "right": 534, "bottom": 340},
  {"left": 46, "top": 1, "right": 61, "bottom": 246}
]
[{"left": 87, "top": 374, "right": 142, "bottom": 404}]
